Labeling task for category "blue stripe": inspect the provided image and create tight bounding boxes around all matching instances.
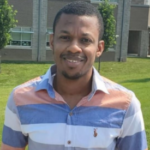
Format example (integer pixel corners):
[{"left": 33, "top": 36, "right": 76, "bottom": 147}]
[
  {"left": 17, "top": 104, "right": 125, "bottom": 128},
  {"left": 116, "top": 131, "right": 147, "bottom": 150},
  {"left": 2, "top": 125, "right": 28, "bottom": 147},
  {"left": 18, "top": 104, "right": 69, "bottom": 124},
  {"left": 72, "top": 106, "right": 126, "bottom": 128},
  {"left": 35, "top": 79, "right": 55, "bottom": 98}
]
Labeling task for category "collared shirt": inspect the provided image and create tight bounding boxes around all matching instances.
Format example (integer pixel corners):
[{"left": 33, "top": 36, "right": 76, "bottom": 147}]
[{"left": 1, "top": 65, "right": 148, "bottom": 150}]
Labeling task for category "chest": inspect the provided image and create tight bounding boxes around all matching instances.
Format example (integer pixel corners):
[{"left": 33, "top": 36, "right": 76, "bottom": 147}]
[{"left": 18, "top": 104, "right": 125, "bottom": 150}]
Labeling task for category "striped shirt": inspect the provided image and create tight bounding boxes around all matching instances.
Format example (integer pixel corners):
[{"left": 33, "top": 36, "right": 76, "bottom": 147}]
[{"left": 1, "top": 65, "right": 148, "bottom": 150}]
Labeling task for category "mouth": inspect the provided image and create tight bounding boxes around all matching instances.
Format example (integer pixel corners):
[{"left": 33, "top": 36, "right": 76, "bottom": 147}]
[
  {"left": 60, "top": 53, "right": 87, "bottom": 68},
  {"left": 60, "top": 53, "right": 87, "bottom": 62},
  {"left": 66, "top": 59, "right": 79, "bottom": 63}
]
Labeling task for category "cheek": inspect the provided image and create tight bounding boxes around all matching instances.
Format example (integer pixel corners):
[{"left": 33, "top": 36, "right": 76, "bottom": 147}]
[{"left": 88, "top": 49, "right": 97, "bottom": 60}]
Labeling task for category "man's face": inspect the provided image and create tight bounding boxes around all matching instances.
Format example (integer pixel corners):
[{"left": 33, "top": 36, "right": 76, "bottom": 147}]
[{"left": 50, "top": 14, "right": 104, "bottom": 80}]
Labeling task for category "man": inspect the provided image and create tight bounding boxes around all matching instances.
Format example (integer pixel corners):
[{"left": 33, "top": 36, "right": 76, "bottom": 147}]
[{"left": 1, "top": 1, "right": 148, "bottom": 150}]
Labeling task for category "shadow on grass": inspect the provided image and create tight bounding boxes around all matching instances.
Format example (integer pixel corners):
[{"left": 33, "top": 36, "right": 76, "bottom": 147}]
[
  {"left": 121, "top": 78, "right": 150, "bottom": 83},
  {"left": 127, "top": 56, "right": 150, "bottom": 60}
]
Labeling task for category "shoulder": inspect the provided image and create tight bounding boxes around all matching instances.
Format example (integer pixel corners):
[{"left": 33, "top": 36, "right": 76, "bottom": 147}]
[
  {"left": 101, "top": 76, "right": 139, "bottom": 111},
  {"left": 10, "top": 76, "right": 42, "bottom": 106}
]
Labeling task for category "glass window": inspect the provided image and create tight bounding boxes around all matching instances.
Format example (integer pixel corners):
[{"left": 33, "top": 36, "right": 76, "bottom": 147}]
[
  {"left": 91, "top": 0, "right": 118, "bottom": 4},
  {"left": 145, "top": 0, "right": 150, "bottom": 5},
  {"left": 46, "top": 28, "right": 53, "bottom": 47},
  {"left": 8, "top": 27, "right": 33, "bottom": 46},
  {"left": 22, "top": 33, "right": 31, "bottom": 46}
]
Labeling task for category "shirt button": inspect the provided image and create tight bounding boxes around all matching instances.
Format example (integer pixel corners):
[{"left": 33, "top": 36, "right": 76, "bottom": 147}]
[
  {"left": 68, "top": 140, "right": 71, "bottom": 144},
  {"left": 69, "top": 112, "right": 73, "bottom": 116}
]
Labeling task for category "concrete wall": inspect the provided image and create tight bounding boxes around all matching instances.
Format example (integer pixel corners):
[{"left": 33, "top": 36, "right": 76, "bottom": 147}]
[
  {"left": 1, "top": 49, "right": 32, "bottom": 61},
  {"left": 139, "top": 30, "right": 149, "bottom": 57},
  {"left": 46, "top": 50, "right": 116, "bottom": 62},
  {"left": 5, "top": 0, "right": 150, "bottom": 62},
  {"left": 1, "top": 49, "right": 115, "bottom": 62},
  {"left": 32, "top": 0, "right": 48, "bottom": 61},
  {"left": 129, "top": 5, "right": 149, "bottom": 57},
  {"left": 9, "top": 0, "right": 33, "bottom": 27},
  {"left": 47, "top": 0, "right": 70, "bottom": 27},
  {"left": 130, "top": 6, "right": 149, "bottom": 30},
  {"left": 148, "top": 7, "right": 150, "bottom": 27},
  {"left": 128, "top": 31, "right": 141, "bottom": 54},
  {"left": 115, "top": 0, "right": 131, "bottom": 61},
  {"left": 131, "top": 0, "right": 144, "bottom": 5},
  {"left": 128, "top": 30, "right": 149, "bottom": 57}
]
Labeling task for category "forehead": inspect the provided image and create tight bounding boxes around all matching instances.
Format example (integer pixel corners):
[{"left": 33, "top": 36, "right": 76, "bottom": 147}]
[{"left": 55, "top": 14, "right": 99, "bottom": 33}]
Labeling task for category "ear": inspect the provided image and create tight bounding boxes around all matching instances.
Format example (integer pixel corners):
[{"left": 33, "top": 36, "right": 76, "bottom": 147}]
[
  {"left": 96, "top": 40, "right": 104, "bottom": 57},
  {"left": 50, "top": 34, "right": 54, "bottom": 51}
]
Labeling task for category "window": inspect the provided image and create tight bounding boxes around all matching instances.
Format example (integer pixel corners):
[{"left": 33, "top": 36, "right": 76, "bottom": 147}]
[
  {"left": 91, "top": 0, "right": 118, "bottom": 4},
  {"left": 144, "top": 0, "right": 150, "bottom": 5},
  {"left": 8, "top": 27, "right": 34, "bottom": 46},
  {"left": 46, "top": 28, "right": 53, "bottom": 47}
]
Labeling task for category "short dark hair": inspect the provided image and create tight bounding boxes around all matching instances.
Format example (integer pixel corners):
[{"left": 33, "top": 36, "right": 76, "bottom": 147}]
[{"left": 53, "top": 1, "right": 104, "bottom": 40}]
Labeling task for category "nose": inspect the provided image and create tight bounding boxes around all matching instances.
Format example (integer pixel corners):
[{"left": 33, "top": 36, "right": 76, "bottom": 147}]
[{"left": 67, "top": 40, "right": 82, "bottom": 53}]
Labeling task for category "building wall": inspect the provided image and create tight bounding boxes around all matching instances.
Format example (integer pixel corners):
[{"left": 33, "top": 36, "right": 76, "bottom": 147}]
[
  {"left": 148, "top": 7, "right": 150, "bottom": 27},
  {"left": 115, "top": 0, "right": 131, "bottom": 61},
  {"left": 9, "top": 0, "right": 33, "bottom": 27},
  {"left": 46, "top": 50, "right": 116, "bottom": 62},
  {"left": 5, "top": 0, "right": 150, "bottom": 61},
  {"left": 1, "top": 49, "right": 32, "bottom": 61},
  {"left": 130, "top": 6, "right": 149, "bottom": 30},
  {"left": 128, "top": 5, "right": 150, "bottom": 57},
  {"left": 128, "top": 31, "right": 141, "bottom": 54},
  {"left": 47, "top": 0, "right": 70, "bottom": 27},
  {"left": 131, "top": 0, "right": 144, "bottom": 5}
]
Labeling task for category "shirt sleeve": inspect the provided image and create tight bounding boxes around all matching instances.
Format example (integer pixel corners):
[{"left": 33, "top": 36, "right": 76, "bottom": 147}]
[
  {"left": 116, "top": 93, "right": 148, "bottom": 150},
  {"left": 1, "top": 91, "right": 28, "bottom": 150}
]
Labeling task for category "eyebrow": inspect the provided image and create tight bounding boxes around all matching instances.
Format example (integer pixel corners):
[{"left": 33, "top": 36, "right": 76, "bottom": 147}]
[
  {"left": 82, "top": 33, "right": 91, "bottom": 37},
  {"left": 60, "top": 30, "right": 70, "bottom": 34},
  {"left": 60, "top": 30, "right": 91, "bottom": 37}
]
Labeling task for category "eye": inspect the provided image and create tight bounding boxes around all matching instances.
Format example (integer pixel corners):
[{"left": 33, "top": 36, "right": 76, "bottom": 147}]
[
  {"left": 60, "top": 36, "right": 70, "bottom": 41},
  {"left": 81, "top": 38, "right": 92, "bottom": 44}
]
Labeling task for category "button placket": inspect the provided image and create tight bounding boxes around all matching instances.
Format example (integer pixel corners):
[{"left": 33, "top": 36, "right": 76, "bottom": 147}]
[{"left": 65, "top": 112, "right": 73, "bottom": 147}]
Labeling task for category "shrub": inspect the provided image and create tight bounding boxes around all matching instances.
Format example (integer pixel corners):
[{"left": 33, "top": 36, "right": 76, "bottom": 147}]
[{"left": 98, "top": 0, "right": 116, "bottom": 51}]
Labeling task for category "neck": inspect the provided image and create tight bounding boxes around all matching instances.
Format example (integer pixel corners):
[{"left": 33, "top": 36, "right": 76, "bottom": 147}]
[{"left": 54, "top": 72, "right": 93, "bottom": 97}]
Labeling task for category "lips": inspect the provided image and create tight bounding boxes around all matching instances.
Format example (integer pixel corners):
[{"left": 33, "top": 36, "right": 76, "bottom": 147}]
[
  {"left": 60, "top": 53, "right": 87, "bottom": 62},
  {"left": 60, "top": 53, "right": 87, "bottom": 68}
]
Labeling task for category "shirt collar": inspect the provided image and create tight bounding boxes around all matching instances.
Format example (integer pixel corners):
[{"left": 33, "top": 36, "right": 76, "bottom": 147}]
[
  {"left": 35, "top": 65, "right": 56, "bottom": 98},
  {"left": 92, "top": 67, "right": 109, "bottom": 94},
  {"left": 35, "top": 65, "right": 109, "bottom": 99}
]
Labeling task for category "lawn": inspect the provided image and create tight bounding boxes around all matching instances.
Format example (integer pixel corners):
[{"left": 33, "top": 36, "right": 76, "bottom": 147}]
[{"left": 0, "top": 57, "right": 150, "bottom": 148}]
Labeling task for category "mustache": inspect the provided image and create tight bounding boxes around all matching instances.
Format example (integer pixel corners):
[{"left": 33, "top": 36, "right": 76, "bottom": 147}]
[{"left": 60, "top": 53, "right": 87, "bottom": 60}]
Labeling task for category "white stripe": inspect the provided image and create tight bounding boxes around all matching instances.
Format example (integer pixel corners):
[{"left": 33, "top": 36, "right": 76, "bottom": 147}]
[
  {"left": 93, "top": 67, "right": 109, "bottom": 94},
  {"left": 121, "top": 110, "right": 145, "bottom": 138},
  {"left": 21, "top": 123, "right": 120, "bottom": 148},
  {"left": 4, "top": 106, "right": 21, "bottom": 132}
]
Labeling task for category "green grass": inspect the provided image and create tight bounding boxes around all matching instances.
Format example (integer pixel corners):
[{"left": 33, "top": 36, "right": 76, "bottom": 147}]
[{"left": 0, "top": 57, "right": 150, "bottom": 148}]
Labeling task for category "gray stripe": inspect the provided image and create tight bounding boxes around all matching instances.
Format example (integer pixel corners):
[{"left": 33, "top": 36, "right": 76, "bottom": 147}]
[
  {"left": 7, "top": 90, "right": 17, "bottom": 113},
  {"left": 7, "top": 90, "right": 20, "bottom": 119},
  {"left": 28, "top": 137, "right": 116, "bottom": 150}
]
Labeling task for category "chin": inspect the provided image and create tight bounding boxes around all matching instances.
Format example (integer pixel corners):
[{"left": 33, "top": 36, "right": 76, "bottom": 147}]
[{"left": 62, "top": 71, "right": 83, "bottom": 80}]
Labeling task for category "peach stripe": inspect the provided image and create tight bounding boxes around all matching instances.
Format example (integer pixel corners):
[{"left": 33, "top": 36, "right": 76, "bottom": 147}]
[
  {"left": 1, "top": 143, "right": 26, "bottom": 150},
  {"left": 79, "top": 90, "right": 131, "bottom": 110},
  {"left": 22, "top": 76, "right": 41, "bottom": 85},
  {"left": 14, "top": 87, "right": 64, "bottom": 106}
]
